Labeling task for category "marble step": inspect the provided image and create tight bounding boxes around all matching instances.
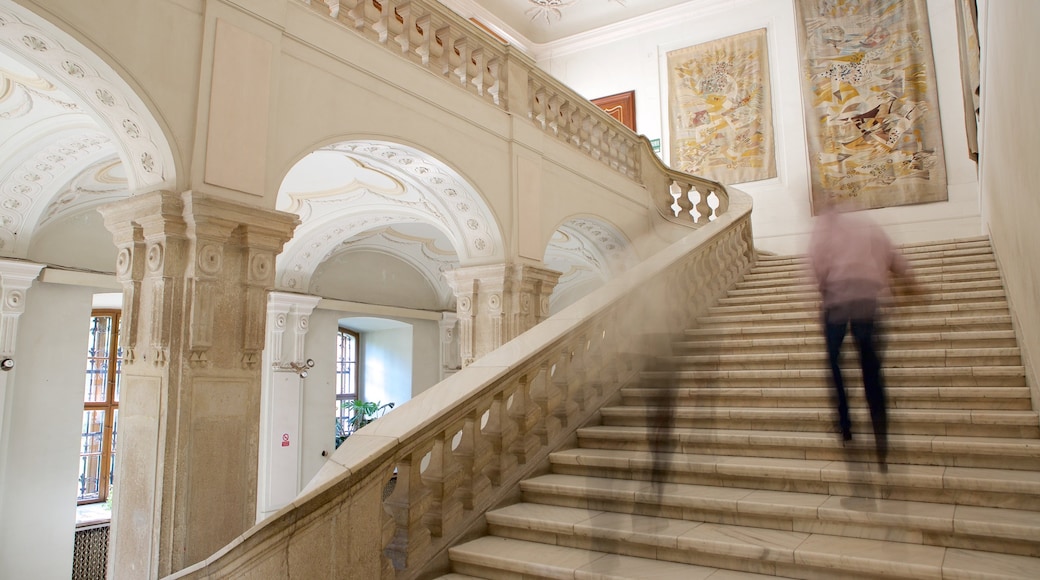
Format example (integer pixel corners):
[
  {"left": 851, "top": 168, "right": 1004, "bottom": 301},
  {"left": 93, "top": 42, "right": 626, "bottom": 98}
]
[
  {"left": 729, "top": 267, "right": 1002, "bottom": 296},
  {"left": 516, "top": 474, "right": 1040, "bottom": 556},
  {"left": 754, "top": 241, "right": 994, "bottom": 269},
  {"left": 670, "top": 347, "right": 1023, "bottom": 370},
  {"left": 685, "top": 314, "right": 1015, "bottom": 340},
  {"left": 706, "top": 291, "right": 1008, "bottom": 319},
  {"left": 638, "top": 365, "right": 1027, "bottom": 389},
  {"left": 741, "top": 258, "right": 997, "bottom": 284},
  {"left": 748, "top": 247, "right": 996, "bottom": 272},
  {"left": 697, "top": 300, "right": 1010, "bottom": 328},
  {"left": 463, "top": 503, "right": 1040, "bottom": 579},
  {"left": 620, "top": 384, "right": 1033, "bottom": 411},
  {"left": 717, "top": 278, "right": 1005, "bottom": 307},
  {"left": 447, "top": 536, "right": 790, "bottom": 580},
  {"left": 597, "top": 406, "right": 1040, "bottom": 438},
  {"left": 755, "top": 237, "right": 992, "bottom": 266},
  {"left": 547, "top": 448, "right": 1040, "bottom": 510},
  {"left": 734, "top": 261, "right": 1001, "bottom": 290},
  {"left": 576, "top": 427, "right": 1040, "bottom": 470},
  {"left": 674, "top": 329, "right": 1020, "bottom": 354}
]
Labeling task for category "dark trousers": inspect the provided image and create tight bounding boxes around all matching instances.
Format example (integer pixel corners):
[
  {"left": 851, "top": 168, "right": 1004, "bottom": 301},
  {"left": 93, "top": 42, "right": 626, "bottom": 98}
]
[{"left": 824, "top": 300, "right": 888, "bottom": 460}]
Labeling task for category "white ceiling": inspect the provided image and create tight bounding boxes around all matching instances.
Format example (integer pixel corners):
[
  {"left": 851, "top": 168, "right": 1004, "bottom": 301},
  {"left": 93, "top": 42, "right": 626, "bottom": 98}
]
[{"left": 440, "top": 0, "right": 693, "bottom": 46}]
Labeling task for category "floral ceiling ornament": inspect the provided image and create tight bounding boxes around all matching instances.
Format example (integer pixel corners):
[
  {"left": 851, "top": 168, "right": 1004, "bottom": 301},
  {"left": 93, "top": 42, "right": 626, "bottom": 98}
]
[
  {"left": 526, "top": 0, "right": 576, "bottom": 24},
  {"left": 525, "top": 0, "right": 626, "bottom": 25}
]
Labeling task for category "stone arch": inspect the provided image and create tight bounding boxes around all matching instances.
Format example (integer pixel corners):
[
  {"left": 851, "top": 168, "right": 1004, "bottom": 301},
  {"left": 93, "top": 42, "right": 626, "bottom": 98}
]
[
  {"left": 275, "top": 139, "right": 505, "bottom": 295},
  {"left": 0, "top": 1, "right": 176, "bottom": 258},
  {"left": 543, "top": 215, "right": 635, "bottom": 312}
]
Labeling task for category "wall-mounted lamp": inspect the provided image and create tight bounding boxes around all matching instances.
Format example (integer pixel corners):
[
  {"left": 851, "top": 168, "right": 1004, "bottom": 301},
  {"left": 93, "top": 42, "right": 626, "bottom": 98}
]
[
  {"left": 273, "top": 358, "right": 315, "bottom": 378},
  {"left": 0, "top": 358, "right": 13, "bottom": 371}
]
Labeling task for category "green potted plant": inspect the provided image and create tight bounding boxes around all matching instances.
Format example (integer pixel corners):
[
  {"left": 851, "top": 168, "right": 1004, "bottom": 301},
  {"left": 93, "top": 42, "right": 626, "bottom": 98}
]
[{"left": 336, "top": 400, "right": 395, "bottom": 447}]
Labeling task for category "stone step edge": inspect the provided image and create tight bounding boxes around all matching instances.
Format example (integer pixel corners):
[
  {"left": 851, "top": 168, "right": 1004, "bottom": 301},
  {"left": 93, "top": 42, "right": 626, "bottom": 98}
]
[
  {"left": 465, "top": 507, "right": 1040, "bottom": 579},
  {"left": 448, "top": 536, "right": 784, "bottom": 580},
  {"left": 684, "top": 316, "right": 1014, "bottom": 337},
  {"left": 575, "top": 426, "right": 1040, "bottom": 458},
  {"left": 547, "top": 448, "right": 1040, "bottom": 496},
  {"left": 640, "top": 365, "right": 1027, "bottom": 379},
  {"left": 675, "top": 329, "right": 1017, "bottom": 347},
  {"left": 515, "top": 475, "right": 1040, "bottom": 544},
  {"left": 621, "top": 385, "right": 1031, "bottom": 400},
  {"left": 596, "top": 407, "right": 1040, "bottom": 427}
]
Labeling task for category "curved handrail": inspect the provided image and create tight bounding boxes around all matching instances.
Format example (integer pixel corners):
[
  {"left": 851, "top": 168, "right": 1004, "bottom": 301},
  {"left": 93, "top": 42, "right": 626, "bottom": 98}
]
[{"left": 297, "top": 0, "right": 728, "bottom": 230}]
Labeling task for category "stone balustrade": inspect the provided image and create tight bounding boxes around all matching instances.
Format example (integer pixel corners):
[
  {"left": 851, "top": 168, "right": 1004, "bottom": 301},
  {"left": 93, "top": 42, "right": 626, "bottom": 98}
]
[
  {"left": 167, "top": 188, "right": 754, "bottom": 580},
  {"left": 299, "top": 0, "right": 728, "bottom": 230}
]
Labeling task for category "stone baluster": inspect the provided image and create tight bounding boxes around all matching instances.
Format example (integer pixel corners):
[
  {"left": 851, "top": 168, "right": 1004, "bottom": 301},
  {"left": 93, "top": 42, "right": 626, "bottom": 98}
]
[
  {"left": 485, "top": 55, "right": 500, "bottom": 105},
  {"left": 506, "top": 378, "right": 540, "bottom": 465},
  {"left": 324, "top": 0, "right": 341, "bottom": 18},
  {"left": 420, "top": 424, "right": 464, "bottom": 537},
  {"left": 480, "top": 389, "right": 518, "bottom": 486},
  {"left": 528, "top": 364, "right": 559, "bottom": 446},
  {"left": 469, "top": 47, "right": 485, "bottom": 95},
  {"left": 383, "top": 448, "right": 433, "bottom": 571},
  {"left": 415, "top": 14, "right": 433, "bottom": 65},
  {"left": 435, "top": 26, "right": 454, "bottom": 77},
  {"left": 453, "top": 37, "right": 471, "bottom": 86},
  {"left": 372, "top": 0, "right": 392, "bottom": 44},
  {"left": 559, "top": 101, "right": 576, "bottom": 145},
  {"left": 452, "top": 405, "right": 493, "bottom": 510},
  {"left": 346, "top": 0, "right": 366, "bottom": 29},
  {"left": 530, "top": 84, "right": 548, "bottom": 129},
  {"left": 549, "top": 349, "right": 576, "bottom": 426}
]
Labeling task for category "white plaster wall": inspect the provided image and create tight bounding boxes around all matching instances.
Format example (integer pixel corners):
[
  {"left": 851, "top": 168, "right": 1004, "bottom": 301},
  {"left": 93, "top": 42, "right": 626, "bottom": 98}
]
[
  {"left": 361, "top": 327, "right": 413, "bottom": 407},
  {"left": 539, "top": 0, "right": 982, "bottom": 254},
  {"left": 976, "top": 0, "right": 1040, "bottom": 406},
  {"left": 310, "top": 251, "right": 446, "bottom": 311},
  {"left": 0, "top": 282, "right": 94, "bottom": 580},
  {"left": 301, "top": 309, "right": 339, "bottom": 487}
]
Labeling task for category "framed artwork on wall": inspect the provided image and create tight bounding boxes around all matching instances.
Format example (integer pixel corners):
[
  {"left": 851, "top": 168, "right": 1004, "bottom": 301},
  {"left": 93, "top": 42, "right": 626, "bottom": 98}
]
[
  {"left": 666, "top": 28, "right": 777, "bottom": 185},
  {"left": 795, "top": 0, "right": 948, "bottom": 214},
  {"left": 592, "top": 90, "right": 636, "bottom": 132}
]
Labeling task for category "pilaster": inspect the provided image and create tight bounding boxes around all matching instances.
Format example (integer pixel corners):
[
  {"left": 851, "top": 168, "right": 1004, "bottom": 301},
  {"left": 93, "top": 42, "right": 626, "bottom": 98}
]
[
  {"left": 99, "top": 190, "right": 298, "bottom": 578},
  {"left": 444, "top": 263, "right": 560, "bottom": 366},
  {"left": 0, "top": 259, "right": 44, "bottom": 492},
  {"left": 439, "top": 311, "right": 460, "bottom": 380},
  {"left": 258, "top": 292, "right": 321, "bottom": 521}
]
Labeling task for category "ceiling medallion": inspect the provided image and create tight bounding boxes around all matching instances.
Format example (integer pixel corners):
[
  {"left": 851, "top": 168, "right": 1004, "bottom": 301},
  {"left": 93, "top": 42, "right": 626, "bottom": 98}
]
[
  {"left": 526, "top": 0, "right": 576, "bottom": 24},
  {"left": 526, "top": 0, "right": 627, "bottom": 25}
]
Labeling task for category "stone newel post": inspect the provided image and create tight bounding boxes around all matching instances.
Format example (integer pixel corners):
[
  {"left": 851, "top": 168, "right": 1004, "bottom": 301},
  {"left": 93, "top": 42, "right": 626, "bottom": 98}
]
[
  {"left": 444, "top": 263, "right": 560, "bottom": 366},
  {"left": 99, "top": 190, "right": 298, "bottom": 579}
]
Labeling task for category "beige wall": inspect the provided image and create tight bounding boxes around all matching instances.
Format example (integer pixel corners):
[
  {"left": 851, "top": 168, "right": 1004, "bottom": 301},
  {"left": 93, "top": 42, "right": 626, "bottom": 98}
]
[
  {"left": 540, "top": 0, "right": 984, "bottom": 254},
  {"left": 977, "top": 0, "right": 1040, "bottom": 404}
]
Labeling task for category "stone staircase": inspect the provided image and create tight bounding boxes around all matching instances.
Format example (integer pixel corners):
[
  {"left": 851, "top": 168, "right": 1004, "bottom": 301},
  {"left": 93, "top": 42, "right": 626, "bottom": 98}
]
[{"left": 440, "top": 236, "right": 1040, "bottom": 579}]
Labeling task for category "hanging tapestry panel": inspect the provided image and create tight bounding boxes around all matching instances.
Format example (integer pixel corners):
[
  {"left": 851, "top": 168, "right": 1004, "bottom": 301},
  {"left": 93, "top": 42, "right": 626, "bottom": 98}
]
[
  {"left": 667, "top": 28, "right": 777, "bottom": 185},
  {"left": 796, "top": 0, "right": 947, "bottom": 214}
]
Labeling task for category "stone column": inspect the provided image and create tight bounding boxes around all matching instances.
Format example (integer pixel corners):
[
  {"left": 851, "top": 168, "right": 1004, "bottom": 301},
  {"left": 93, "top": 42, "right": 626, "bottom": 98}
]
[
  {"left": 0, "top": 260, "right": 44, "bottom": 485},
  {"left": 443, "top": 263, "right": 560, "bottom": 366},
  {"left": 439, "top": 311, "right": 460, "bottom": 380},
  {"left": 257, "top": 291, "right": 321, "bottom": 522},
  {"left": 99, "top": 190, "right": 298, "bottom": 579}
]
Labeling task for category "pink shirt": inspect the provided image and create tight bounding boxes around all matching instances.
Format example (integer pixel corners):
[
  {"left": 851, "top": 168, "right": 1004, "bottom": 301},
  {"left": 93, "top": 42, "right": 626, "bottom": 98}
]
[{"left": 808, "top": 210, "right": 909, "bottom": 308}]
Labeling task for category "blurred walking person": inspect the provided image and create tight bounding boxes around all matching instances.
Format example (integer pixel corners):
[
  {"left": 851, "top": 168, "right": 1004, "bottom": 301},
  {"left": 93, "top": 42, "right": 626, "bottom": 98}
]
[{"left": 809, "top": 204, "right": 914, "bottom": 469}]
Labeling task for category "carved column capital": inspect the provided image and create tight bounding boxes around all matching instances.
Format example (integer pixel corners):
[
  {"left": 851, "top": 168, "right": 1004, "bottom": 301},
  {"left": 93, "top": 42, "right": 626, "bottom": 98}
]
[
  {"left": 443, "top": 262, "right": 561, "bottom": 365},
  {"left": 266, "top": 292, "right": 321, "bottom": 370},
  {"left": 0, "top": 259, "right": 45, "bottom": 356}
]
